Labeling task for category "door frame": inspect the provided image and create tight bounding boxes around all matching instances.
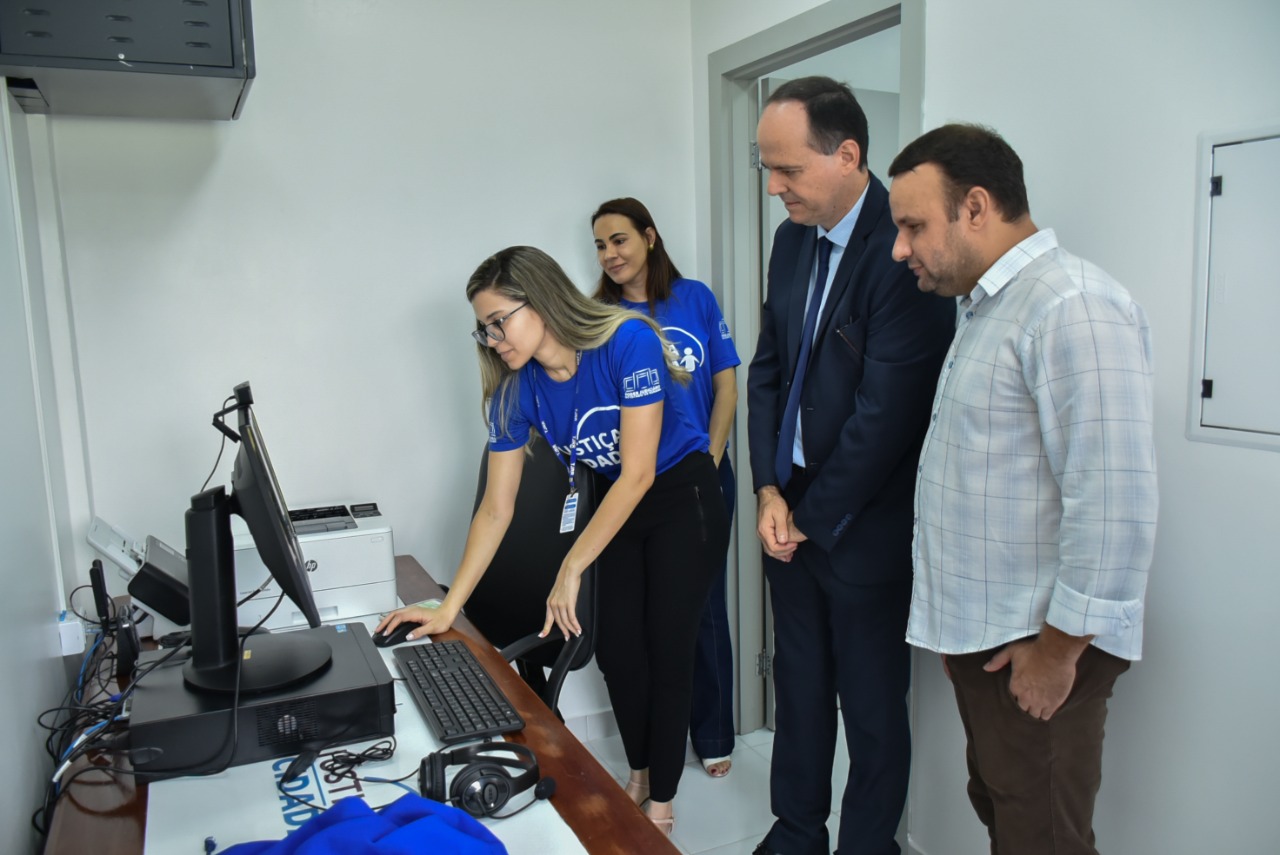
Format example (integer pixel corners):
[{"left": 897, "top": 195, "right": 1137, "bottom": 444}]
[{"left": 707, "top": 0, "right": 925, "bottom": 734}]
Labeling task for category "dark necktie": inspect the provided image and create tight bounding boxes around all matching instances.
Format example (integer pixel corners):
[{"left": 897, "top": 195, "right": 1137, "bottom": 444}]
[{"left": 774, "top": 235, "right": 833, "bottom": 489}]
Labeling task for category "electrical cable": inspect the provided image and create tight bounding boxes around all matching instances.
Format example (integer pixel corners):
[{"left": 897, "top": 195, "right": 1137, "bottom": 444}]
[
  {"left": 237, "top": 574, "right": 275, "bottom": 608},
  {"left": 67, "top": 583, "right": 112, "bottom": 625},
  {"left": 319, "top": 739, "right": 403, "bottom": 781},
  {"left": 199, "top": 395, "right": 237, "bottom": 492},
  {"left": 273, "top": 737, "right": 409, "bottom": 814},
  {"left": 122, "top": 589, "right": 285, "bottom": 780},
  {"left": 34, "top": 584, "right": 276, "bottom": 835},
  {"left": 32, "top": 595, "right": 131, "bottom": 836}
]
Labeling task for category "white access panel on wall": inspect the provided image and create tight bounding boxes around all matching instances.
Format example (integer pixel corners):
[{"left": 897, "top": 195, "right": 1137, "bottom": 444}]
[{"left": 1188, "top": 125, "right": 1280, "bottom": 451}]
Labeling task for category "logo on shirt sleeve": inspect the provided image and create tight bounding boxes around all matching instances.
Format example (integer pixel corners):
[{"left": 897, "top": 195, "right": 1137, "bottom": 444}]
[
  {"left": 719, "top": 319, "right": 732, "bottom": 340},
  {"left": 624, "top": 367, "right": 662, "bottom": 399}
]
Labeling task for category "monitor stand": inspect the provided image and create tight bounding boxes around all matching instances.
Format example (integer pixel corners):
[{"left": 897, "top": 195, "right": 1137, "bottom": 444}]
[{"left": 182, "top": 487, "right": 331, "bottom": 694}]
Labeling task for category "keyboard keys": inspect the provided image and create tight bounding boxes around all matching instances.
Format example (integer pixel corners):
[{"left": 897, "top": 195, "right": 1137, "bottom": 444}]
[{"left": 393, "top": 640, "right": 523, "bottom": 745}]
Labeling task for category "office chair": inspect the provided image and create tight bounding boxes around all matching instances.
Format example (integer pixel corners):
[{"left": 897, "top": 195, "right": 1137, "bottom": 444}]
[{"left": 463, "top": 435, "right": 598, "bottom": 718}]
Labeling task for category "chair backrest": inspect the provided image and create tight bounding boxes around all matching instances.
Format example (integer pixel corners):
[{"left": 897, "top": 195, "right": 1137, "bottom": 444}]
[{"left": 463, "top": 435, "right": 598, "bottom": 673}]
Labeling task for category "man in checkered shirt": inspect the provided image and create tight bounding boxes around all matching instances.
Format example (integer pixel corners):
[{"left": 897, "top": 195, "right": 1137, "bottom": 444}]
[{"left": 888, "top": 123, "right": 1157, "bottom": 855}]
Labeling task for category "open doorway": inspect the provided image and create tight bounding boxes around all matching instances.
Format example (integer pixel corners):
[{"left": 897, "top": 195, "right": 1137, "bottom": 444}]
[{"left": 706, "top": 0, "right": 924, "bottom": 734}]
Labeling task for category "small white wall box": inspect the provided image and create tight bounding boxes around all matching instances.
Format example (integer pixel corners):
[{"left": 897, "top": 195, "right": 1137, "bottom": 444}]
[
  {"left": 233, "top": 503, "right": 396, "bottom": 630},
  {"left": 1187, "top": 123, "right": 1280, "bottom": 451}
]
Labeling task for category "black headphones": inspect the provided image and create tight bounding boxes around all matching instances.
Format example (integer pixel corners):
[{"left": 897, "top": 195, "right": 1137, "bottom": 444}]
[{"left": 419, "top": 741, "right": 555, "bottom": 818}]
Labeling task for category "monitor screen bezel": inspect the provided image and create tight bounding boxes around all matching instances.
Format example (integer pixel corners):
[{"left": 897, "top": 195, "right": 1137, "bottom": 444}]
[{"left": 231, "top": 405, "right": 322, "bottom": 629}]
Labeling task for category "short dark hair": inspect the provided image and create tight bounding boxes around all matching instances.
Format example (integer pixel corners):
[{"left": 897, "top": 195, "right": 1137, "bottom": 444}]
[
  {"left": 590, "top": 197, "right": 683, "bottom": 313},
  {"left": 888, "top": 123, "right": 1029, "bottom": 222},
  {"left": 766, "top": 76, "right": 869, "bottom": 170}
]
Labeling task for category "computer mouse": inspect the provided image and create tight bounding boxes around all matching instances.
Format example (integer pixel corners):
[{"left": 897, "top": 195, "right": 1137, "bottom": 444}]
[{"left": 373, "top": 620, "right": 424, "bottom": 648}]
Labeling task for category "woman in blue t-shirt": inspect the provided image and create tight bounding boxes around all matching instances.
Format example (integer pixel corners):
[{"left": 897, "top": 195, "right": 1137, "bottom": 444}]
[
  {"left": 377, "top": 246, "right": 728, "bottom": 836},
  {"left": 591, "top": 198, "right": 741, "bottom": 782}
]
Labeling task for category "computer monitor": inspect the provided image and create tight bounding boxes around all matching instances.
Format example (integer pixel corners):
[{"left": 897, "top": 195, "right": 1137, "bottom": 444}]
[
  {"left": 232, "top": 404, "right": 321, "bottom": 627},
  {"left": 182, "top": 382, "right": 332, "bottom": 694}
]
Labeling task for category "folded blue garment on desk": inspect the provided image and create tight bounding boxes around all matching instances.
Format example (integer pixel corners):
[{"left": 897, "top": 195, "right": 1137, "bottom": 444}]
[{"left": 220, "top": 793, "right": 507, "bottom": 854}]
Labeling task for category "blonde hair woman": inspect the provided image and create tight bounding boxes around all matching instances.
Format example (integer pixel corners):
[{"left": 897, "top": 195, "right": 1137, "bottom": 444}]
[{"left": 378, "top": 246, "right": 729, "bottom": 836}]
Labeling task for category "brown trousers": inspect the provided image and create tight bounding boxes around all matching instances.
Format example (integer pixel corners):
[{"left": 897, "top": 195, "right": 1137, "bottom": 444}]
[{"left": 945, "top": 642, "right": 1131, "bottom": 855}]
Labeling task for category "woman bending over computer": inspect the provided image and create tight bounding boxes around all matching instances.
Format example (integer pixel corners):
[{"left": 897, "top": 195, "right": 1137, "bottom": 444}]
[{"left": 377, "top": 245, "right": 728, "bottom": 837}]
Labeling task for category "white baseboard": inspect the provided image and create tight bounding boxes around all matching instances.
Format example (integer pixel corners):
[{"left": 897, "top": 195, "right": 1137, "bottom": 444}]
[
  {"left": 905, "top": 833, "right": 935, "bottom": 855},
  {"left": 564, "top": 709, "right": 618, "bottom": 744}
]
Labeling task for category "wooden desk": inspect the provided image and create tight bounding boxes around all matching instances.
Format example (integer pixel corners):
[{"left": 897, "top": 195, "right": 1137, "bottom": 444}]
[{"left": 43, "top": 555, "right": 675, "bottom": 854}]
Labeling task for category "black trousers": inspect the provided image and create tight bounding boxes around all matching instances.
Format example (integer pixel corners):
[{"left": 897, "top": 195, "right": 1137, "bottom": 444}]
[
  {"left": 594, "top": 451, "right": 730, "bottom": 803},
  {"left": 689, "top": 455, "right": 737, "bottom": 761},
  {"left": 762, "top": 466, "right": 913, "bottom": 855}
]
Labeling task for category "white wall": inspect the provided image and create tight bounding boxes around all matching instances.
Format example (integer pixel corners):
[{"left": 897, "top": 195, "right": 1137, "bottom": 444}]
[
  {"left": 909, "top": 2, "right": 1280, "bottom": 852},
  {"left": 1, "top": 93, "right": 70, "bottom": 855},
  {"left": 39, "top": 0, "right": 697, "bottom": 723},
  {"left": 693, "top": 0, "right": 1280, "bottom": 852}
]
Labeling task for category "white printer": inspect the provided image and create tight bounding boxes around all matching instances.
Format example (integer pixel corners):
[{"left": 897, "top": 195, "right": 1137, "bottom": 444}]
[{"left": 233, "top": 502, "right": 397, "bottom": 630}]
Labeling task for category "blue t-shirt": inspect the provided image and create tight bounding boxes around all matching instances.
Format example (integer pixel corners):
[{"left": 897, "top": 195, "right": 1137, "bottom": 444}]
[
  {"left": 619, "top": 279, "right": 741, "bottom": 449},
  {"left": 487, "top": 318, "right": 707, "bottom": 480}
]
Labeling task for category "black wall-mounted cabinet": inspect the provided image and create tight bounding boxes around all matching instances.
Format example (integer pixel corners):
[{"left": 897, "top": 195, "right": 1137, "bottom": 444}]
[{"left": 0, "top": 0, "right": 254, "bottom": 120}]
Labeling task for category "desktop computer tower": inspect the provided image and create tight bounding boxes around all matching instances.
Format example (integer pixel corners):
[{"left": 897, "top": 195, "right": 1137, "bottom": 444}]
[{"left": 127, "top": 623, "right": 394, "bottom": 782}]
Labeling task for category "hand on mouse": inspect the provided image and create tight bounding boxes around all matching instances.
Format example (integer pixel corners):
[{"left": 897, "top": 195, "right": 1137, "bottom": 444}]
[{"left": 375, "top": 602, "right": 457, "bottom": 640}]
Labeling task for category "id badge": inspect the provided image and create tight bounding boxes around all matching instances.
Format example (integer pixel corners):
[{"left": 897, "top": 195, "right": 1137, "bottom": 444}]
[{"left": 559, "top": 491, "right": 579, "bottom": 534}]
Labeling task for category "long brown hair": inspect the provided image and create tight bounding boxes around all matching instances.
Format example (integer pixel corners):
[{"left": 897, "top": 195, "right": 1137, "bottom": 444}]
[{"left": 591, "top": 197, "right": 682, "bottom": 315}]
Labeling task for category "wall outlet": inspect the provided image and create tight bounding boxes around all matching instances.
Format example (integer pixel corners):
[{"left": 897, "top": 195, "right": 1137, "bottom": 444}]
[{"left": 58, "top": 611, "right": 86, "bottom": 656}]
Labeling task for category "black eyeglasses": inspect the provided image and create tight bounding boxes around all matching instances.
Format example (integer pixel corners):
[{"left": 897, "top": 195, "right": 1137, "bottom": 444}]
[{"left": 471, "top": 303, "right": 529, "bottom": 345}]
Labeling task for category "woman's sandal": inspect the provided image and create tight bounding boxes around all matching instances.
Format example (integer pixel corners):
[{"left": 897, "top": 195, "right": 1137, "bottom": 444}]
[
  {"left": 645, "top": 802, "right": 675, "bottom": 837},
  {"left": 647, "top": 813, "right": 675, "bottom": 837},
  {"left": 701, "top": 755, "right": 733, "bottom": 778},
  {"left": 624, "top": 775, "right": 650, "bottom": 807}
]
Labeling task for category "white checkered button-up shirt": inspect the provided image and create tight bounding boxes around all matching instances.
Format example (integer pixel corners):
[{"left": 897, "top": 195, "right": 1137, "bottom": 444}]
[{"left": 907, "top": 229, "right": 1157, "bottom": 661}]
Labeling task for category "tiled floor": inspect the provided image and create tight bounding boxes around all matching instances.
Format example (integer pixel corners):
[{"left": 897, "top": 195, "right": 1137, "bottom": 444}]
[{"left": 585, "top": 724, "right": 847, "bottom": 855}]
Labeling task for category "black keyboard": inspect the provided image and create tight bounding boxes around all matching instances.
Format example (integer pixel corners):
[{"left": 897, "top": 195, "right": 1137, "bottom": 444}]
[{"left": 393, "top": 640, "right": 524, "bottom": 745}]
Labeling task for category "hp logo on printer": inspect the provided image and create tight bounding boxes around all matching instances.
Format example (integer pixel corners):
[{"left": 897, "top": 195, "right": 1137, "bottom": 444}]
[{"left": 304, "top": 559, "right": 318, "bottom": 573}]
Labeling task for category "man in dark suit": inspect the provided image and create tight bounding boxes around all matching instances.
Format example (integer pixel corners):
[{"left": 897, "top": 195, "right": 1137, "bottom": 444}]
[{"left": 746, "top": 77, "right": 954, "bottom": 855}]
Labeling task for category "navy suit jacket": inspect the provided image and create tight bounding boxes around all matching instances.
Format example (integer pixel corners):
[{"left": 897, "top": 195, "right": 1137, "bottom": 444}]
[{"left": 746, "top": 174, "right": 955, "bottom": 585}]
